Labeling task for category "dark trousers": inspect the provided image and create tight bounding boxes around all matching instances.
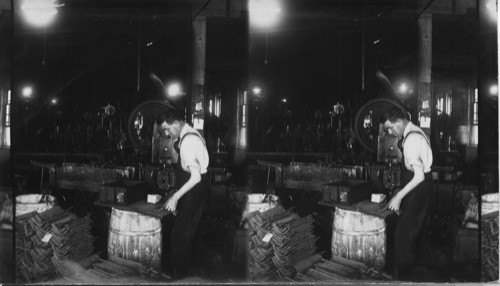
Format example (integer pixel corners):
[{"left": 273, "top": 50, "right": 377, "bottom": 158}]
[
  {"left": 394, "top": 172, "right": 433, "bottom": 279},
  {"left": 170, "top": 173, "right": 209, "bottom": 277}
]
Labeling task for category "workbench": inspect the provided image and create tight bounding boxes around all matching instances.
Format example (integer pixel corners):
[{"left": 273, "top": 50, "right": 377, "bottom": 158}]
[
  {"left": 96, "top": 198, "right": 174, "bottom": 220},
  {"left": 319, "top": 200, "right": 395, "bottom": 219}
]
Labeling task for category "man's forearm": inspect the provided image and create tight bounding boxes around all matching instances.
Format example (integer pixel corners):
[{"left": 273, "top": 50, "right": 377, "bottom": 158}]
[
  {"left": 174, "top": 169, "right": 201, "bottom": 200},
  {"left": 397, "top": 167, "right": 425, "bottom": 199}
]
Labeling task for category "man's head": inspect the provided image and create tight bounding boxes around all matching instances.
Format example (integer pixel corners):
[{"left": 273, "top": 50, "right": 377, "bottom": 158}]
[
  {"left": 156, "top": 112, "right": 185, "bottom": 139},
  {"left": 380, "top": 108, "right": 409, "bottom": 139}
]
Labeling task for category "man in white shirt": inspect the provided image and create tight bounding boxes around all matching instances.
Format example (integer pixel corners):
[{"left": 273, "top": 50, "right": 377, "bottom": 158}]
[
  {"left": 381, "top": 108, "right": 433, "bottom": 281},
  {"left": 157, "top": 112, "right": 210, "bottom": 278}
]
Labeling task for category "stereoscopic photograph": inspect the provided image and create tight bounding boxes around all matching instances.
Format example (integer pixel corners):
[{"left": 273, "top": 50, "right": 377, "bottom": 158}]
[{"left": 0, "top": 0, "right": 497, "bottom": 284}]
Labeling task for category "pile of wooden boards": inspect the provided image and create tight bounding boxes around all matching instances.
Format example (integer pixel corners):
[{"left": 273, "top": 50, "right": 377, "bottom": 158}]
[
  {"left": 481, "top": 211, "right": 499, "bottom": 282},
  {"left": 271, "top": 214, "right": 317, "bottom": 277},
  {"left": 247, "top": 205, "right": 289, "bottom": 280},
  {"left": 15, "top": 206, "right": 94, "bottom": 283},
  {"left": 247, "top": 204, "right": 318, "bottom": 281},
  {"left": 51, "top": 213, "right": 95, "bottom": 273}
]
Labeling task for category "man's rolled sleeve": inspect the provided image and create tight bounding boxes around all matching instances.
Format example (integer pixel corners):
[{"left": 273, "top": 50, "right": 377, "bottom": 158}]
[
  {"left": 403, "top": 134, "right": 425, "bottom": 171},
  {"left": 180, "top": 138, "right": 202, "bottom": 171}
]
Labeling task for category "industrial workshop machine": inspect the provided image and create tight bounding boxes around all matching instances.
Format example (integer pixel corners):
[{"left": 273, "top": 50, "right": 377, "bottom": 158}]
[
  {"left": 127, "top": 99, "right": 179, "bottom": 192},
  {"left": 45, "top": 99, "right": 181, "bottom": 206},
  {"left": 354, "top": 97, "right": 408, "bottom": 195},
  {"left": 127, "top": 99, "right": 177, "bottom": 164},
  {"left": 258, "top": 97, "right": 408, "bottom": 208}
]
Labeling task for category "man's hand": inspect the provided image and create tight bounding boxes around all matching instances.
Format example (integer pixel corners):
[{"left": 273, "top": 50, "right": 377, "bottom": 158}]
[
  {"left": 160, "top": 166, "right": 201, "bottom": 214},
  {"left": 387, "top": 192, "right": 402, "bottom": 212},
  {"left": 164, "top": 193, "right": 179, "bottom": 213},
  {"left": 386, "top": 164, "right": 425, "bottom": 215}
]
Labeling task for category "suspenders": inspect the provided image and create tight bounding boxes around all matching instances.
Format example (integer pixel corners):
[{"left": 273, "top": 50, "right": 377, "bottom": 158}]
[
  {"left": 398, "top": 130, "right": 430, "bottom": 152},
  {"left": 174, "top": 132, "right": 206, "bottom": 153}
]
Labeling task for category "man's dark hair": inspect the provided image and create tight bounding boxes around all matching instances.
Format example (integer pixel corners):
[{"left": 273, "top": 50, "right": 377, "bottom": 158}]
[
  {"left": 156, "top": 111, "right": 184, "bottom": 125},
  {"left": 380, "top": 108, "right": 408, "bottom": 124}
]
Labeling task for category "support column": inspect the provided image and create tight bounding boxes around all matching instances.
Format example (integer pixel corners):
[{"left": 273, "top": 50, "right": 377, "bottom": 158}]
[
  {"left": 234, "top": 90, "right": 249, "bottom": 165},
  {"left": 0, "top": 89, "right": 5, "bottom": 146},
  {"left": 417, "top": 14, "right": 432, "bottom": 137},
  {"left": 191, "top": 17, "right": 206, "bottom": 135}
]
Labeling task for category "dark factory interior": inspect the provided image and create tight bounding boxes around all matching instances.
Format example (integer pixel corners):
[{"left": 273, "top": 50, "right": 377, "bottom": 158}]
[{"left": 0, "top": 0, "right": 498, "bottom": 284}]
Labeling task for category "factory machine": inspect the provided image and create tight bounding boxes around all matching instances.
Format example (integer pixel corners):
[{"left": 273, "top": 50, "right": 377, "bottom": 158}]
[
  {"left": 127, "top": 99, "right": 180, "bottom": 194},
  {"left": 257, "top": 97, "right": 408, "bottom": 207},
  {"left": 42, "top": 99, "right": 182, "bottom": 210},
  {"left": 353, "top": 98, "right": 407, "bottom": 197}
]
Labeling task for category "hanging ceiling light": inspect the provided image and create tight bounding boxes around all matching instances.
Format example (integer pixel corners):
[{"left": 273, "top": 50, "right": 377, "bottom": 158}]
[
  {"left": 166, "top": 82, "right": 185, "bottom": 97},
  {"left": 252, "top": 86, "right": 262, "bottom": 95},
  {"left": 21, "top": 0, "right": 63, "bottom": 27},
  {"left": 399, "top": 83, "right": 408, "bottom": 93},
  {"left": 249, "top": 0, "right": 282, "bottom": 29},
  {"left": 22, "top": 86, "right": 33, "bottom": 98},
  {"left": 489, "top": 84, "right": 498, "bottom": 96},
  {"left": 486, "top": 0, "right": 497, "bottom": 22}
]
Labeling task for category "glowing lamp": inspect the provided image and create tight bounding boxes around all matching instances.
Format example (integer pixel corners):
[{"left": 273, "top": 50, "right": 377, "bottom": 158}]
[
  {"left": 21, "top": 0, "right": 61, "bottom": 27},
  {"left": 489, "top": 84, "right": 498, "bottom": 96},
  {"left": 22, "top": 86, "right": 33, "bottom": 98},
  {"left": 486, "top": 0, "right": 497, "bottom": 22},
  {"left": 399, "top": 83, "right": 408, "bottom": 93},
  {"left": 167, "top": 83, "right": 183, "bottom": 97},
  {"left": 249, "top": 0, "right": 282, "bottom": 29},
  {"left": 252, "top": 87, "right": 262, "bottom": 95}
]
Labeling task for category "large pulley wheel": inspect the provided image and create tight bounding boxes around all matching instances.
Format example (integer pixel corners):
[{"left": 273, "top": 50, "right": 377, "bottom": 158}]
[
  {"left": 354, "top": 98, "right": 407, "bottom": 153},
  {"left": 127, "top": 100, "right": 176, "bottom": 153}
]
